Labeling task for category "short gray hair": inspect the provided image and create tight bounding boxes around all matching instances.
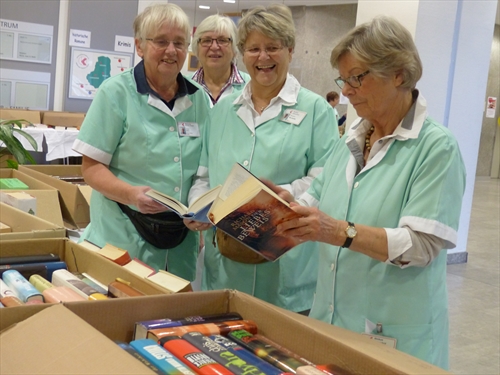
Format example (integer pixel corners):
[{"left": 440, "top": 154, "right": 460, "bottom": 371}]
[
  {"left": 237, "top": 4, "right": 295, "bottom": 55},
  {"left": 133, "top": 3, "right": 190, "bottom": 49},
  {"left": 330, "top": 16, "right": 422, "bottom": 89},
  {"left": 192, "top": 14, "right": 238, "bottom": 58}
]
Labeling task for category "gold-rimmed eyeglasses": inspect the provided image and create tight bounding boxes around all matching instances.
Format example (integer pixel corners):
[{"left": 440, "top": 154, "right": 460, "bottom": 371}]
[
  {"left": 198, "top": 37, "right": 232, "bottom": 47},
  {"left": 145, "top": 38, "right": 188, "bottom": 51},
  {"left": 244, "top": 45, "right": 284, "bottom": 57},
  {"left": 335, "top": 70, "right": 370, "bottom": 89}
]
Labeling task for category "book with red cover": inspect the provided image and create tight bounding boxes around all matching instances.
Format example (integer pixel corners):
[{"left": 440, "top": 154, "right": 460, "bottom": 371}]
[{"left": 208, "top": 163, "right": 301, "bottom": 262}]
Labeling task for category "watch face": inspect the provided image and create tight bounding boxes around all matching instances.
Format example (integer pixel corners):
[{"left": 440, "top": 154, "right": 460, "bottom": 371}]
[{"left": 346, "top": 226, "right": 357, "bottom": 238}]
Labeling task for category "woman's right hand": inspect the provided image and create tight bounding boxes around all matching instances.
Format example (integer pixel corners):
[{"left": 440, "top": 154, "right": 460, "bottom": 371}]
[
  {"left": 260, "top": 178, "right": 296, "bottom": 204},
  {"left": 133, "top": 186, "right": 170, "bottom": 214}
]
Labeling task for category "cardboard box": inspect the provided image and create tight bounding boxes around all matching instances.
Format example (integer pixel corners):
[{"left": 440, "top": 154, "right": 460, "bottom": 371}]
[
  {"left": 0, "top": 169, "right": 64, "bottom": 227},
  {"left": 0, "top": 304, "right": 157, "bottom": 375},
  {"left": 17, "top": 165, "right": 88, "bottom": 228},
  {"left": 61, "top": 290, "right": 449, "bottom": 375},
  {"left": 0, "top": 222, "right": 11, "bottom": 233},
  {"left": 0, "top": 191, "right": 36, "bottom": 214},
  {"left": 0, "top": 108, "right": 41, "bottom": 124},
  {"left": 0, "top": 202, "right": 66, "bottom": 240},
  {"left": 0, "top": 238, "right": 182, "bottom": 296},
  {"left": 41, "top": 111, "right": 85, "bottom": 129}
]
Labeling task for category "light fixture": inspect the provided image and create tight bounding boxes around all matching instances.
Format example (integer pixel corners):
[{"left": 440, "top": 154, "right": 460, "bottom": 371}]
[
  {"left": 223, "top": 0, "right": 236, "bottom": 3},
  {"left": 199, "top": 5, "right": 210, "bottom": 9}
]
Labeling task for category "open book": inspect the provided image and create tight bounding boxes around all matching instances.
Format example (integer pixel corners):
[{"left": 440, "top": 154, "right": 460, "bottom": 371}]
[
  {"left": 208, "top": 163, "right": 302, "bottom": 262},
  {"left": 146, "top": 185, "right": 221, "bottom": 223}
]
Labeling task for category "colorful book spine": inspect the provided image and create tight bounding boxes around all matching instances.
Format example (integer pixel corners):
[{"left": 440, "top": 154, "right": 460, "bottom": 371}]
[
  {"left": 148, "top": 320, "right": 257, "bottom": 342},
  {"left": 182, "top": 332, "right": 267, "bottom": 375},
  {"left": 228, "top": 330, "right": 306, "bottom": 374},
  {"left": 107, "top": 279, "right": 145, "bottom": 298},
  {"left": 42, "top": 286, "right": 87, "bottom": 303},
  {"left": 255, "top": 334, "right": 313, "bottom": 366},
  {"left": 82, "top": 272, "right": 108, "bottom": 292},
  {"left": 209, "top": 335, "right": 283, "bottom": 375},
  {"left": 159, "top": 335, "right": 233, "bottom": 375},
  {"left": 0, "top": 261, "right": 67, "bottom": 281},
  {"left": 52, "top": 269, "right": 107, "bottom": 300},
  {"left": 73, "top": 272, "right": 108, "bottom": 295},
  {"left": 115, "top": 341, "right": 166, "bottom": 375},
  {"left": 129, "top": 339, "right": 196, "bottom": 375},
  {"left": 29, "top": 274, "right": 54, "bottom": 292},
  {"left": 0, "top": 279, "right": 16, "bottom": 298},
  {"left": 134, "top": 312, "right": 243, "bottom": 340},
  {"left": 0, "top": 296, "right": 24, "bottom": 307},
  {"left": 1, "top": 269, "right": 43, "bottom": 303}
]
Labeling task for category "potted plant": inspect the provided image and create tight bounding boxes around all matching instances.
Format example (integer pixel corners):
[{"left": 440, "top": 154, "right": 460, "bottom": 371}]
[{"left": 0, "top": 119, "right": 37, "bottom": 169}]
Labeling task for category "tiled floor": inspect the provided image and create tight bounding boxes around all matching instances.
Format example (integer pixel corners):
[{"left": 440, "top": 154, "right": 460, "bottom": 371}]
[{"left": 447, "top": 177, "right": 500, "bottom": 374}]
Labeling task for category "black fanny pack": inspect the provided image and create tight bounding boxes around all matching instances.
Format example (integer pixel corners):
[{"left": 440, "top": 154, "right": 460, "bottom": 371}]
[{"left": 117, "top": 202, "right": 188, "bottom": 249}]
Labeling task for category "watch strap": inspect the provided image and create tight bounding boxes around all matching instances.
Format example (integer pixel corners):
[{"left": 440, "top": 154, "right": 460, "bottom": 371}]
[{"left": 342, "top": 221, "right": 355, "bottom": 248}]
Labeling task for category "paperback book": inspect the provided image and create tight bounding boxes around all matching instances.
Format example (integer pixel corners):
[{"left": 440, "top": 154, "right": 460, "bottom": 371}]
[
  {"left": 208, "top": 163, "right": 302, "bottom": 262},
  {"left": 146, "top": 185, "right": 221, "bottom": 223}
]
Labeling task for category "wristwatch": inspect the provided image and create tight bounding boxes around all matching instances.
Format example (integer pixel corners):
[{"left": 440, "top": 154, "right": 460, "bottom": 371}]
[{"left": 342, "top": 222, "right": 357, "bottom": 248}]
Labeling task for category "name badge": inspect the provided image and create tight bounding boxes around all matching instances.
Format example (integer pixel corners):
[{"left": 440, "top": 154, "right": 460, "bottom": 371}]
[
  {"left": 178, "top": 122, "right": 200, "bottom": 137},
  {"left": 280, "top": 109, "right": 307, "bottom": 125},
  {"left": 361, "top": 333, "right": 397, "bottom": 348}
]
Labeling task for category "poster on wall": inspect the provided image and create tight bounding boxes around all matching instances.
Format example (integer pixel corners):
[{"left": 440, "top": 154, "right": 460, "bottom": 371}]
[
  {"left": 0, "top": 68, "right": 50, "bottom": 110},
  {"left": 486, "top": 97, "right": 497, "bottom": 119},
  {"left": 69, "top": 47, "right": 132, "bottom": 100},
  {"left": 0, "top": 19, "right": 53, "bottom": 64}
]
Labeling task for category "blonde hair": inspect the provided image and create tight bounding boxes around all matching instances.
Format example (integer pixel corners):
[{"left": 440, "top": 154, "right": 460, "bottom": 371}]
[
  {"left": 192, "top": 14, "right": 238, "bottom": 58},
  {"left": 331, "top": 16, "right": 422, "bottom": 89},
  {"left": 237, "top": 4, "right": 295, "bottom": 54},
  {"left": 133, "top": 3, "right": 190, "bottom": 49}
]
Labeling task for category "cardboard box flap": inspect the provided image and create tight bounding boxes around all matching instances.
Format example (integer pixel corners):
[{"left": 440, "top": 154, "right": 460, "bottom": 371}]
[
  {"left": 0, "top": 109, "right": 41, "bottom": 124},
  {"left": 78, "top": 185, "right": 92, "bottom": 205},
  {"left": 41, "top": 111, "right": 85, "bottom": 128},
  {"left": 0, "top": 304, "right": 156, "bottom": 374}
]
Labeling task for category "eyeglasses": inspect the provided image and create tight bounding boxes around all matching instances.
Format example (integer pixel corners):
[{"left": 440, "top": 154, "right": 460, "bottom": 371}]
[
  {"left": 198, "top": 37, "right": 232, "bottom": 47},
  {"left": 335, "top": 71, "right": 370, "bottom": 89},
  {"left": 145, "top": 38, "right": 188, "bottom": 51},
  {"left": 244, "top": 45, "right": 284, "bottom": 57}
]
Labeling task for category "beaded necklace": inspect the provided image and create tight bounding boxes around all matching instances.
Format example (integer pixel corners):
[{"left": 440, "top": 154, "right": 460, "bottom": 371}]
[{"left": 364, "top": 126, "right": 375, "bottom": 152}]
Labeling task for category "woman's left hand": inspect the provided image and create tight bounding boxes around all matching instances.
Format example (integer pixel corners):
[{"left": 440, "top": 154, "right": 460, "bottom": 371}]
[
  {"left": 277, "top": 203, "right": 343, "bottom": 247},
  {"left": 183, "top": 218, "right": 213, "bottom": 232}
]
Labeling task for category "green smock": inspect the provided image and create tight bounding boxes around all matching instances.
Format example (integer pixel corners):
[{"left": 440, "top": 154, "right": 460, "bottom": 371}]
[
  {"left": 198, "top": 74, "right": 338, "bottom": 311},
  {"left": 73, "top": 62, "right": 211, "bottom": 281},
  {"left": 306, "top": 92, "right": 466, "bottom": 369}
]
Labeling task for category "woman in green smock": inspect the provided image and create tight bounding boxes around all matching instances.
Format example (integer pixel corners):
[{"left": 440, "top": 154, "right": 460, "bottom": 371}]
[
  {"left": 185, "top": 4, "right": 337, "bottom": 313},
  {"left": 269, "top": 17, "right": 466, "bottom": 369},
  {"left": 72, "top": 4, "right": 210, "bottom": 281}
]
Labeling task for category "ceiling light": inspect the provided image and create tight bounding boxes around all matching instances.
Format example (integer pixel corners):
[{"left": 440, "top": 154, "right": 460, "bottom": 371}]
[
  {"left": 223, "top": 0, "right": 236, "bottom": 3},
  {"left": 199, "top": 5, "right": 210, "bottom": 9}
]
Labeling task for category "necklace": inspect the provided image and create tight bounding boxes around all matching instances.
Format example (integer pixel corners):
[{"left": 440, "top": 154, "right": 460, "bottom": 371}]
[{"left": 365, "top": 126, "right": 375, "bottom": 152}]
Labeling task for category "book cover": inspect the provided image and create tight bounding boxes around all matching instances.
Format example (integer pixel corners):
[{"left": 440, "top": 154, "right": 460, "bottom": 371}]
[
  {"left": 158, "top": 335, "right": 233, "bottom": 375},
  {"left": 0, "top": 261, "right": 67, "bottom": 282},
  {"left": 108, "top": 278, "right": 145, "bottom": 298},
  {"left": 42, "top": 286, "right": 87, "bottom": 303},
  {"left": 146, "top": 185, "right": 221, "bottom": 223},
  {"left": 0, "top": 178, "right": 29, "bottom": 189},
  {"left": 0, "top": 253, "right": 60, "bottom": 266},
  {"left": 122, "top": 257, "right": 156, "bottom": 278},
  {"left": 182, "top": 332, "right": 267, "bottom": 375},
  {"left": 147, "top": 320, "right": 258, "bottom": 342},
  {"left": 0, "top": 279, "right": 16, "bottom": 298},
  {"left": 208, "top": 163, "right": 301, "bottom": 262},
  {"left": 209, "top": 335, "right": 283, "bottom": 375},
  {"left": 128, "top": 339, "right": 196, "bottom": 375},
  {"left": 28, "top": 274, "right": 54, "bottom": 292},
  {"left": 227, "top": 330, "right": 306, "bottom": 374},
  {"left": 1, "top": 269, "right": 43, "bottom": 303},
  {"left": 96, "top": 243, "right": 132, "bottom": 266},
  {"left": 52, "top": 269, "right": 108, "bottom": 300},
  {"left": 134, "top": 312, "right": 243, "bottom": 340}
]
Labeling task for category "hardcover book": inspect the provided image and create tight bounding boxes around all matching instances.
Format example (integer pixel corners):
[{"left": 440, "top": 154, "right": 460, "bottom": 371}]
[
  {"left": 1, "top": 269, "right": 43, "bottom": 303},
  {"left": 134, "top": 312, "right": 243, "bottom": 340},
  {"left": 146, "top": 185, "right": 221, "bottom": 223},
  {"left": 208, "top": 163, "right": 302, "bottom": 262}
]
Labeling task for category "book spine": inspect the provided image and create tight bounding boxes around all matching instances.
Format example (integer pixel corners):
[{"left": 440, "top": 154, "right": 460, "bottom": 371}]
[
  {"left": 134, "top": 312, "right": 243, "bottom": 340},
  {"left": 0, "top": 279, "right": 16, "bottom": 298},
  {"left": 296, "top": 366, "right": 330, "bottom": 375},
  {"left": 0, "top": 253, "right": 60, "bottom": 266},
  {"left": 0, "top": 261, "right": 67, "bottom": 282},
  {"left": 209, "top": 335, "right": 283, "bottom": 375},
  {"left": 116, "top": 341, "right": 164, "bottom": 375},
  {"left": 254, "top": 334, "right": 313, "bottom": 366},
  {"left": 0, "top": 295, "right": 24, "bottom": 307},
  {"left": 228, "top": 330, "right": 305, "bottom": 374},
  {"left": 81, "top": 272, "right": 108, "bottom": 292},
  {"left": 1, "top": 269, "right": 43, "bottom": 303},
  {"left": 148, "top": 320, "right": 257, "bottom": 341},
  {"left": 29, "top": 274, "right": 54, "bottom": 293},
  {"left": 159, "top": 335, "right": 233, "bottom": 375},
  {"left": 73, "top": 272, "right": 108, "bottom": 294},
  {"left": 182, "top": 332, "right": 266, "bottom": 375},
  {"left": 52, "top": 269, "right": 107, "bottom": 300},
  {"left": 108, "top": 280, "right": 145, "bottom": 298},
  {"left": 42, "top": 286, "right": 87, "bottom": 303},
  {"left": 129, "top": 339, "right": 197, "bottom": 375}
]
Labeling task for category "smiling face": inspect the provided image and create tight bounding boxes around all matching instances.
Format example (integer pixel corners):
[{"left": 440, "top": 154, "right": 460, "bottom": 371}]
[
  {"left": 135, "top": 23, "right": 188, "bottom": 84},
  {"left": 243, "top": 30, "right": 292, "bottom": 93},
  {"left": 338, "top": 52, "right": 403, "bottom": 124},
  {"left": 197, "top": 31, "right": 235, "bottom": 74}
]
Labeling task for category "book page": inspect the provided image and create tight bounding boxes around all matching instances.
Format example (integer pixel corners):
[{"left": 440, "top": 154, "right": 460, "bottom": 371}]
[
  {"left": 219, "top": 163, "right": 253, "bottom": 200},
  {"left": 189, "top": 185, "right": 221, "bottom": 213},
  {"left": 146, "top": 190, "right": 188, "bottom": 214},
  {"left": 147, "top": 270, "right": 190, "bottom": 293},
  {"left": 122, "top": 259, "right": 155, "bottom": 278}
]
